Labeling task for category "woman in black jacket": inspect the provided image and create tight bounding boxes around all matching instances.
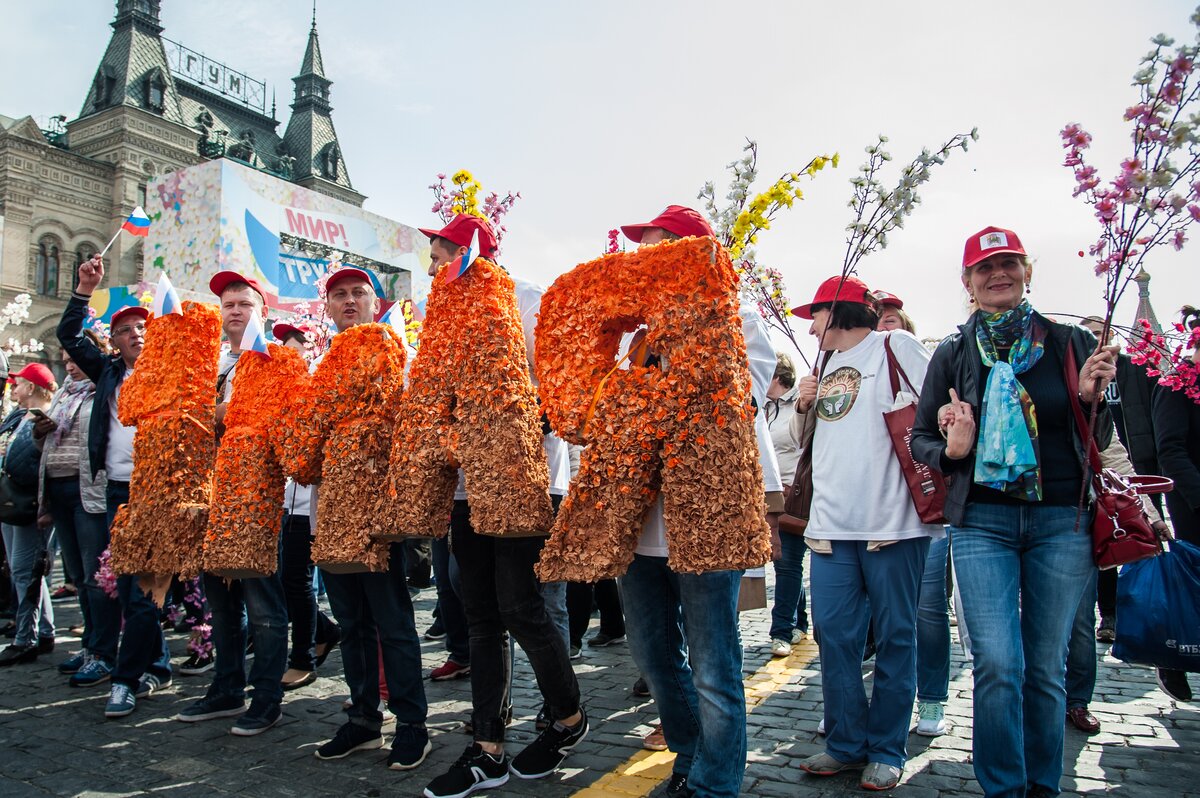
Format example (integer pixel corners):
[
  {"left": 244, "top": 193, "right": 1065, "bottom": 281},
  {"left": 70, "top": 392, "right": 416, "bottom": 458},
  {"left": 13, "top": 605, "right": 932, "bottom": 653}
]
[{"left": 910, "top": 226, "right": 1117, "bottom": 798}]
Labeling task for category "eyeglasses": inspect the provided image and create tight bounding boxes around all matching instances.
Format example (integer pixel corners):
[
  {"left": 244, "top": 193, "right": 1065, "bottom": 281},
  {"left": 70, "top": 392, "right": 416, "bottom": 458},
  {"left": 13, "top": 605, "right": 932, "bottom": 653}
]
[{"left": 112, "top": 322, "right": 146, "bottom": 336}]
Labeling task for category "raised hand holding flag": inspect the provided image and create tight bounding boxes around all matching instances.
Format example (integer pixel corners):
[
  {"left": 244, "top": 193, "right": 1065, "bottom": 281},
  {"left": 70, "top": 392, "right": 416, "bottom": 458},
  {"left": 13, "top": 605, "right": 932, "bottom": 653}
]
[
  {"left": 240, "top": 312, "right": 271, "bottom": 358},
  {"left": 100, "top": 206, "right": 151, "bottom": 257},
  {"left": 151, "top": 272, "right": 183, "bottom": 317},
  {"left": 443, "top": 226, "right": 480, "bottom": 285}
]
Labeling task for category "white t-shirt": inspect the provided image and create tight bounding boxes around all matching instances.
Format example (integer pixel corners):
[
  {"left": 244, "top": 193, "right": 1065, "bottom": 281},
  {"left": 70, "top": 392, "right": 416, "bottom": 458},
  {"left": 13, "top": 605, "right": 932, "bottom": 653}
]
[
  {"left": 284, "top": 479, "right": 312, "bottom": 517},
  {"left": 634, "top": 301, "right": 779, "bottom": 557},
  {"left": 454, "top": 277, "right": 570, "bottom": 500},
  {"left": 106, "top": 372, "right": 136, "bottom": 482},
  {"left": 805, "top": 330, "right": 943, "bottom": 542}
]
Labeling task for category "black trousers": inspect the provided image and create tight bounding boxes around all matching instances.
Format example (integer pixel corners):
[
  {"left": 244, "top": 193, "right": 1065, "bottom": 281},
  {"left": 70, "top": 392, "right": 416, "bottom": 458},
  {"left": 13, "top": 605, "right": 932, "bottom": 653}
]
[
  {"left": 279, "top": 513, "right": 338, "bottom": 671},
  {"left": 451, "top": 498, "right": 580, "bottom": 743},
  {"left": 566, "top": 579, "right": 625, "bottom": 647}
]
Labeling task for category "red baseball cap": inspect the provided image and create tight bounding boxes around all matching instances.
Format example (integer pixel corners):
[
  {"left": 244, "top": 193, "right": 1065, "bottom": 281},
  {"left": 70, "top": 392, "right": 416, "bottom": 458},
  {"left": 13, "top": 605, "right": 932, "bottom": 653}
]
[
  {"left": 791, "top": 275, "right": 875, "bottom": 320},
  {"left": 110, "top": 305, "right": 150, "bottom": 329},
  {"left": 10, "top": 363, "right": 56, "bottom": 392},
  {"left": 963, "top": 226, "right": 1026, "bottom": 270},
  {"left": 323, "top": 266, "right": 378, "bottom": 296},
  {"left": 209, "top": 270, "right": 268, "bottom": 303},
  {"left": 620, "top": 205, "right": 714, "bottom": 243},
  {"left": 873, "top": 290, "right": 904, "bottom": 309},
  {"left": 418, "top": 214, "right": 499, "bottom": 259},
  {"left": 272, "top": 320, "right": 315, "bottom": 342}
]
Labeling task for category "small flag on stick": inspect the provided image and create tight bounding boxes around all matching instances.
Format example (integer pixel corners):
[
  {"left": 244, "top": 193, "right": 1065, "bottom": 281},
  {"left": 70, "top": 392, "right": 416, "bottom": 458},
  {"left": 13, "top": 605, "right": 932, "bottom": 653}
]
[
  {"left": 240, "top": 313, "right": 271, "bottom": 358},
  {"left": 100, "top": 206, "right": 152, "bottom": 256},
  {"left": 442, "top": 227, "right": 480, "bottom": 284},
  {"left": 150, "top": 273, "right": 183, "bottom": 317}
]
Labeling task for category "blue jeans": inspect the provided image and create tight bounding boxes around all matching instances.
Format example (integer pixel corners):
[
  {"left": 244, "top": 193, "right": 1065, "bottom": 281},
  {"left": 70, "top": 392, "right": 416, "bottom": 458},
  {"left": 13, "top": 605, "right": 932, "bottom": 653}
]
[
  {"left": 202, "top": 570, "right": 288, "bottom": 705},
  {"left": 107, "top": 481, "right": 172, "bottom": 690},
  {"left": 917, "top": 535, "right": 951, "bottom": 703},
  {"left": 431, "top": 535, "right": 470, "bottom": 664},
  {"left": 1066, "top": 567, "right": 1100, "bottom": 710},
  {"left": 45, "top": 476, "right": 119, "bottom": 662},
  {"left": 619, "top": 555, "right": 745, "bottom": 798},
  {"left": 810, "top": 537, "right": 929, "bottom": 768},
  {"left": 950, "top": 503, "right": 1093, "bottom": 798},
  {"left": 0, "top": 522, "right": 54, "bottom": 646},
  {"left": 321, "top": 542, "right": 427, "bottom": 732},
  {"left": 769, "top": 532, "right": 808, "bottom": 640}
]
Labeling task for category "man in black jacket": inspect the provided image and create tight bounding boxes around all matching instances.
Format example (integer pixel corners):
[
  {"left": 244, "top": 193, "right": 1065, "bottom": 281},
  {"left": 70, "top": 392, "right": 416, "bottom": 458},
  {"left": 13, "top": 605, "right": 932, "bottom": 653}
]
[{"left": 58, "top": 254, "right": 172, "bottom": 718}]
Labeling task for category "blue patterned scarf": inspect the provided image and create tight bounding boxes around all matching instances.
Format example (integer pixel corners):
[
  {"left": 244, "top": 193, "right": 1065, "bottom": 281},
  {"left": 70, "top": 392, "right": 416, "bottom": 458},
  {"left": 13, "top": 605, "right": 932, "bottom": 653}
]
[{"left": 973, "top": 300, "right": 1046, "bottom": 500}]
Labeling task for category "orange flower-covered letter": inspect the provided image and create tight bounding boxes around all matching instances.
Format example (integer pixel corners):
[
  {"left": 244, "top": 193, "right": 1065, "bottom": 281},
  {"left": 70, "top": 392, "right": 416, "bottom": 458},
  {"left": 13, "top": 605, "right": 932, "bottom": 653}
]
[
  {"left": 375, "top": 259, "right": 552, "bottom": 540},
  {"left": 534, "top": 237, "right": 771, "bottom": 581}
]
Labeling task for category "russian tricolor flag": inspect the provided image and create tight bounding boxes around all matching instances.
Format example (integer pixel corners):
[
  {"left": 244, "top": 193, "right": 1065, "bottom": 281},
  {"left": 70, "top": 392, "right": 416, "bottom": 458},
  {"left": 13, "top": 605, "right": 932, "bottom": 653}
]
[
  {"left": 240, "top": 312, "right": 271, "bottom": 358},
  {"left": 151, "top": 273, "right": 183, "bottom": 317},
  {"left": 442, "top": 227, "right": 479, "bottom": 285},
  {"left": 121, "top": 206, "right": 151, "bottom": 237}
]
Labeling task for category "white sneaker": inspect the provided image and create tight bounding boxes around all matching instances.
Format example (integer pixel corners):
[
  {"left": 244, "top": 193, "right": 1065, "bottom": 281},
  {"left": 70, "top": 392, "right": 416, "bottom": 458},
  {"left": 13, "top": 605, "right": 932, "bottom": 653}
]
[
  {"left": 791, "top": 628, "right": 808, "bottom": 644},
  {"left": 916, "top": 701, "right": 947, "bottom": 736},
  {"left": 770, "top": 638, "right": 792, "bottom": 658},
  {"left": 816, "top": 717, "right": 826, "bottom": 736}
]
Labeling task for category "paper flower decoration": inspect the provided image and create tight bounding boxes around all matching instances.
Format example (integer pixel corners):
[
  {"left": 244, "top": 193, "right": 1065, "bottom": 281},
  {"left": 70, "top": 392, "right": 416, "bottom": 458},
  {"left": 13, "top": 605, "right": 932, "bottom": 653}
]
[
  {"left": 534, "top": 236, "right": 771, "bottom": 580},
  {"left": 374, "top": 258, "right": 552, "bottom": 540},
  {"left": 110, "top": 301, "right": 221, "bottom": 578}
]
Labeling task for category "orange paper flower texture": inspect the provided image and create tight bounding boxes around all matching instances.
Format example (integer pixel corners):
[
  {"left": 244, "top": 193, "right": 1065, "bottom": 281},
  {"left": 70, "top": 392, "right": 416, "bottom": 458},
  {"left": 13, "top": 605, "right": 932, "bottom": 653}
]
[
  {"left": 306, "top": 323, "right": 407, "bottom": 572},
  {"left": 111, "top": 301, "right": 221, "bottom": 578},
  {"left": 534, "top": 237, "right": 771, "bottom": 581},
  {"left": 375, "top": 259, "right": 552, "bottom": 540},
  {"left": 205, "top": 343, "right": 309, "bottom": 578}
]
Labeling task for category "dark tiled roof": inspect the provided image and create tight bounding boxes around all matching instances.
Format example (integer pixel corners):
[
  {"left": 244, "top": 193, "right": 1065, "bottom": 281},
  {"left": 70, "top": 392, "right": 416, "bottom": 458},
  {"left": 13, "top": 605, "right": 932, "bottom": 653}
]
[
  {"left": 78, "top": 25, "right": 185, "bottom": 125},
  {"left": 300, "top": 25, "right": 325, "bottom": 78},
  {"left": 175, "top": 83, "right": 284, "bottom": 172}
]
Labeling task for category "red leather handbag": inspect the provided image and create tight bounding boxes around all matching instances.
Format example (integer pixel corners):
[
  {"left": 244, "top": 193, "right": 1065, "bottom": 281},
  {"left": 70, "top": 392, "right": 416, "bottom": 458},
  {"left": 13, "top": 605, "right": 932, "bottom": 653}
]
[
  {"left": 1064, "top": 347, "right": 1173, "bottom": 569},
  {"left": 882, "top": 335, "right": 948, "bottom": 524}
]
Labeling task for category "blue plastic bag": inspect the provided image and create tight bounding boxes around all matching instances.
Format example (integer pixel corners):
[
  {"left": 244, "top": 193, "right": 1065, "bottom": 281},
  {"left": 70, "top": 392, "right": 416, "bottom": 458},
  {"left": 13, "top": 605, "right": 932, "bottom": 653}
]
[{"left": 1112, "top": 540, "right": 1200, "bottom": 673}]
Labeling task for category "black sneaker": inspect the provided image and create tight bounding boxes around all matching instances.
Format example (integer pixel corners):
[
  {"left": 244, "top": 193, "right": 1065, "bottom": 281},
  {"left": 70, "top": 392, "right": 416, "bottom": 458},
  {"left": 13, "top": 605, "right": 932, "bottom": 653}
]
[
  {"left": 179, "top": 652, "right": 215, "bottom": 676},
  {"left": 424, "top": 622, "right": 446, "bottom": 641},
  {"left": 632, "top": 676, "right": 651, "bottom": 698},
  {"left": 176, "top": 693, "right": 245, "bottom": 722},
  {"left": 509, "top": 707, "right": 589, "bottom": 779},
  {"left": 423, "top": 744, "right": 509, "bottom": 798},
  {"left": 314, "top": 721, "right": 383, "bottom": 760},
  {"left": 1157, "top": 668, "right": 1193, "bottom": 703},
  {"left": 1096, "top": 616, "right": 1116, "bottom": 643},
  {"left": 665, "top": 772, "right": 693, "bottom": 798},
  {"left": 388, "top": 724, "right": 432, "bottom": 770},
  {"left": 231, "top": 698, "right": 282, "bottom": 736},
  {"left": 588, "top": 632, "right": 626, "bottom": 647}
]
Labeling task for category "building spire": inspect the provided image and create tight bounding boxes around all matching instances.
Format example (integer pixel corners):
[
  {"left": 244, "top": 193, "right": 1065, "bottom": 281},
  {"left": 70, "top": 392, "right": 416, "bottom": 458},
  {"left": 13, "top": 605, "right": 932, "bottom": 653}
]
[{"left": 1132, "top": 269, "right": 1163, "bottom": 335}]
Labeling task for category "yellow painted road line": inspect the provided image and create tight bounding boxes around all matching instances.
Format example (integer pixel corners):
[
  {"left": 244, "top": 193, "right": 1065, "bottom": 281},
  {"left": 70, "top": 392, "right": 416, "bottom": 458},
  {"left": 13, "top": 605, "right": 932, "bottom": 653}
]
[{"left": 573, "top": 638, "right": 821, "bottom": 797}]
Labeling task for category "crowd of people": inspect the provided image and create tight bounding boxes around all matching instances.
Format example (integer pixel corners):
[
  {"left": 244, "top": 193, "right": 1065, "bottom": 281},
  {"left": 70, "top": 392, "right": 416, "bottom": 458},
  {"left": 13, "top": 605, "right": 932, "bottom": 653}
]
[{"left": 0, "top": 207, "right": 1197, "bottom": 798}]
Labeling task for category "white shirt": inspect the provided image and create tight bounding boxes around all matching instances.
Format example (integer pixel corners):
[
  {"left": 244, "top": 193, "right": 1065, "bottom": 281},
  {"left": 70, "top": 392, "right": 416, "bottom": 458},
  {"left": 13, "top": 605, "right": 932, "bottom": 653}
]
[
  {"left": 454, "top": 277, "right": 570, "bottom": 500},
  {"left": 106, "top": 373, "right": 136, "bottom": 482},
  {"left": 805, "top": 330, "right": 943, "bottom": 542},
  {"left": 634, "top": 301, "right": 778, "bottom": 557},
  {"left": 284, "top": 479, "right": 312, "bottom": 517}
]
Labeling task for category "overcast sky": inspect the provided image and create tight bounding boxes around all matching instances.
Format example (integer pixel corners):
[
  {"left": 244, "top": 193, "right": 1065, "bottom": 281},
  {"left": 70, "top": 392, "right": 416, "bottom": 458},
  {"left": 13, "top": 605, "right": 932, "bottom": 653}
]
[{"left": 4, "top": 1, "right": 1198, "bottom": 359}]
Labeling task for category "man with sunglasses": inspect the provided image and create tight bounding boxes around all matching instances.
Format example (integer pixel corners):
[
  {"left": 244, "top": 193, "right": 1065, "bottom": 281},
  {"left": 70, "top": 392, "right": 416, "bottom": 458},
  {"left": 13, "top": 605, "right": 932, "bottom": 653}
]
[{"left": 57, "top": 254, "right": 173, "bottom": 719}]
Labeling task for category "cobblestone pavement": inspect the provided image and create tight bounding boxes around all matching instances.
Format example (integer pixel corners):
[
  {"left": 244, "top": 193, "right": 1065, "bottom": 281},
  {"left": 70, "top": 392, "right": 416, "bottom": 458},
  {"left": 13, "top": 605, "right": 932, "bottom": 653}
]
[{"left": 1, "top": 577, "right": 1197, "bottom": 798}]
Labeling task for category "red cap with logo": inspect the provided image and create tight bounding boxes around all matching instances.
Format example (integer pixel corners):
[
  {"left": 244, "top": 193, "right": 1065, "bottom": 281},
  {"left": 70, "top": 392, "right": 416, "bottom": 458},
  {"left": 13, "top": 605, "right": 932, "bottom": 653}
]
[
  {"left": 110, "top": 305, "right": 150, "bottom": 329},
  {"left": 10, "top": 363, "right": 56, "bottom": 392},
  {"left": 962, "top": 226, "right": 1026, "bottom": 270},
  {"left": 620, "top": 205, "right": 714, "bottom": 243},
  {"left": 791, "top": 275, "right": 875, "bottom": 320},
  {"left": 418, "top": 214, "right": 499, "bottom": 259},
  {"left": 323, "top": 267, "right": 378, "bottom": 296},
  {"left": 272, "top": 320, "right": 315, "bottom": 342},
  {"left": 873, "top": 290, "right": 904, "bottom": 309},
  {"left": 209, "top": 270, "right": 268, "bottom": 303}
]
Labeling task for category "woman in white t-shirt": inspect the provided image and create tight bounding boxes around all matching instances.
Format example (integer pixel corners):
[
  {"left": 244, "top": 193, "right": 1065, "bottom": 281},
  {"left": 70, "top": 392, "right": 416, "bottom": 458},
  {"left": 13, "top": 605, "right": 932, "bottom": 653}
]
[{"left": 791, "top": 276, "right": 943, "bottom": 792}]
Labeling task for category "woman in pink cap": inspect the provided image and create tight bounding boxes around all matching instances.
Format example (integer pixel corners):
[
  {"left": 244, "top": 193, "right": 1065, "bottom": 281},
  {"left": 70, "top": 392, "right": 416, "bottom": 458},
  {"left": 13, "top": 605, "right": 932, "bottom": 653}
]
[
  {"left": 0, "top": 363, "right": 59, "bottom": 666},
  {"left": 910, "top": 227, "right": 1119, "bottom": 798}
]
